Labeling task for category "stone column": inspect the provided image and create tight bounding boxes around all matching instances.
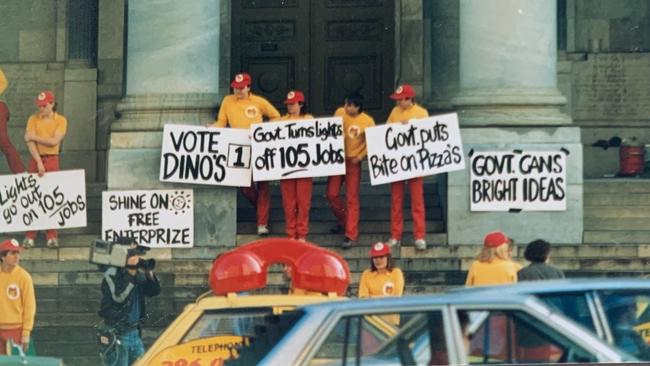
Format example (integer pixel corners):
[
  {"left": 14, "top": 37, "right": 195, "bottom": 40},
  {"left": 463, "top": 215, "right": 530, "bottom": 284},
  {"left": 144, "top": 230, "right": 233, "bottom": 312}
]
[
  {"left": 448, "top": 0, "right": 583, "bottom": 245},
  {"left": 108, "top": 0, "right": 236, "bottom": 249}
]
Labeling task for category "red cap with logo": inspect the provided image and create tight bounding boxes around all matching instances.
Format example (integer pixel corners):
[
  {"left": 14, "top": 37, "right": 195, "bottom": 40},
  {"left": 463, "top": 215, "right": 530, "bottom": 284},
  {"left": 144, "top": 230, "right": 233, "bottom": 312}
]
[
  {"left": 369, "top": 242, "right": 391, "bottom": 257},
  {"left": 389, "top": 84, "right": 416, "bottom": 100},
  {"left": 0, "top": 238, "right": 22, "bottom": 252},
  {"left": 231, "top": 73, "right": 252, "bottom": 89},
  {"left": 483, "top": 231, "right": 511, "bottom": 248},
  {"left": 35, "top": 90, "right": 55, "bottom": 107},
  {"left": 284, "top": 90, "right": 305, "bottom": 104}
]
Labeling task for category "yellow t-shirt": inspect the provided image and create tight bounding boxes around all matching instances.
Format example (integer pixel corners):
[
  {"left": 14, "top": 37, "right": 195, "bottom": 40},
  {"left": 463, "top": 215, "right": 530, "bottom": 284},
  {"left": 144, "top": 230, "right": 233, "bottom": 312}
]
[
  {"left": 26, "top": 113, "right": 68, "bottom": 155},
  {"left": 0, "top": 68, "right": 7, "bottom": 95},
  {"left": 213, "top": 93, "right": 281, "bottom": 129},
  {"left": 358, "top": 268, "right": 404, "bottom": 298},
  {"left": 0, "top": 266, "right": 36, "bottom": 339},
  {"left": 334, "top": 107, "right": 375, "bottom": 159},
  {"left": 386, "top": 103, "right": 429, "bottom": 124},
  {"left": 289, "top": 287, "right": 323, "bottom": 296},
  {"left": 280, "top": 113, "right": 314, "bottom": 121},
  {"left": 465, "top": 258, "right": 519, "bottom": 287}
]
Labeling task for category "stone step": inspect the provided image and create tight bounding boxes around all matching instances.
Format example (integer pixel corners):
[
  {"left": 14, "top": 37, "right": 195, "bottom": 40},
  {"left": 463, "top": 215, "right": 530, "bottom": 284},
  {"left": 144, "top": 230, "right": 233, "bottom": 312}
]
[
  {"left": 584, "top": 179, "right": 650, "bottom": 193},
  {"left": 237, "top": 206, "right": 443, "bottom": 222},
  {"left": 584, "top": 230, "right": 650, "bottom": 244},
  {"left": 584, "top": 192, "right": 650, "bottom": 206},
  {"left": 238, "top": 194, "right": 441, "bottom": 208},
  {"left": 236, "top": 233, "right": 448, "bottom": 246},
  {"left": 585, "top": 218, "right": 650, "bottom": 231},
  {"left": 584, "top": 206, "right": 650, "bottom": 218},
  {"left": 237, "top": 220, "right": 445, "bottom": 234}
]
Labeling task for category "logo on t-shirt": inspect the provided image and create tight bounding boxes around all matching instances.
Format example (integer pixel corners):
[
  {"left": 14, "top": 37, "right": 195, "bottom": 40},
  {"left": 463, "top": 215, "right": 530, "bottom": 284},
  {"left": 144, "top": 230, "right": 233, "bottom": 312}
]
[
  {"left": 6, "top": 284, "right": 20, "bottom": 300},
  {"left": 245, "top": 105, "right": 258, "bottom": 118},
  {"left": 347, "top": 125, "right": 360, "bottom": 138},
  {"left": 383, "top": 281, "right": 395, "bottom": 295}
]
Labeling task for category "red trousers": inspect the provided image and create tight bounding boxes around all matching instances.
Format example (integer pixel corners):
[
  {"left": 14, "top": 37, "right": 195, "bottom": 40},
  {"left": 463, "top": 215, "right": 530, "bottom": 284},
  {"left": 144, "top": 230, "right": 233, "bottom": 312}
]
[
  {"left": 26, "top": 155, "right": 60, "bottom": 240},
  {"left": 391, "top": 177, "right": 426, "bottom": 240},
  {"left": 0, "top": 102, "right": 25, "bottom": 174},
  {"left": 241, "top": 181, "right": 269, "bottom": 226},
  {"left": 280, "top": 177, "right": 312, "bottom": 239},
  {"left": 0, "top": 327, "right": 22, "bottom": 355},
  {"left": 326, "top": 160, "right": 361, "bottom": 241}
]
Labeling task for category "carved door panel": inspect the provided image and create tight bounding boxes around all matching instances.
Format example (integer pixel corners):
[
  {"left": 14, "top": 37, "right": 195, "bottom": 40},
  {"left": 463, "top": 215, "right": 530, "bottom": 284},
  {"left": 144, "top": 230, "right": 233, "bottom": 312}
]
[
  {"left": 231, "top": 0, "right": 310, "bottom": 107},
  {"left": 232, "top": 0, "right": 395, "bottom": 120},
  {"left": 310, "top": 0, "right": 395, "bottom": 121}
]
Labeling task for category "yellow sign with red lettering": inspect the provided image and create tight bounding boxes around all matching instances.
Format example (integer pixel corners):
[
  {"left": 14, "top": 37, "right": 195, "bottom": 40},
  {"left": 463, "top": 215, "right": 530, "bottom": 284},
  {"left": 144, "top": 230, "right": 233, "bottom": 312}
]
[{"left": 148, "top": 335, "right": 249, "bottom": 366}]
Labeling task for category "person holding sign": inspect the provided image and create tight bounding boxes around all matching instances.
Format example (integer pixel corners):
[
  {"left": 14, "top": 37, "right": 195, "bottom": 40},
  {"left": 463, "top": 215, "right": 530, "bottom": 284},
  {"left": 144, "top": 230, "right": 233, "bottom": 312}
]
[
  {"left": 326, "top": 93, "right": 375, "bottom": 248},
  {"left": 22, "top": 90, "right": 67, "bottom": 249},
  {"left": 358, "top": 242, "right": 404, "bottom": 325},
  {"left": 465, "top": 231, "right": 519, "bottom": 287},
  {"left": 0, "top": 238, "right": 35, "bottom": 354},
  {"left": 279, "top": 91, "right": 314, "bottom": 241},
  {"left": 386, "top": 84, "right": 428, "bottom": 250},
  {"left": 212, "top": 73, "right": 281, "bottom": 236},
  {"left": 0, "top": 67, "right": 26, "bottom": 174}
]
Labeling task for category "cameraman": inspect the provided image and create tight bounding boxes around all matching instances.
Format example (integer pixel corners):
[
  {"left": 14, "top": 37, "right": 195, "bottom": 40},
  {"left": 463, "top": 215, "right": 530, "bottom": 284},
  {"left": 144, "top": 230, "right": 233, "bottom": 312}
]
[{"left": 98, "top": 245, "right": 160, "bottom": 366}]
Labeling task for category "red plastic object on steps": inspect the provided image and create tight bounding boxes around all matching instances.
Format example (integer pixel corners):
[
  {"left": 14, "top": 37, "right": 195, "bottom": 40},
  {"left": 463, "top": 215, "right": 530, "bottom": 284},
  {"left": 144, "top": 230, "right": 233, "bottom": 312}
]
[{"left": 619, "top": 144, "right": 645, "bottom": 176}]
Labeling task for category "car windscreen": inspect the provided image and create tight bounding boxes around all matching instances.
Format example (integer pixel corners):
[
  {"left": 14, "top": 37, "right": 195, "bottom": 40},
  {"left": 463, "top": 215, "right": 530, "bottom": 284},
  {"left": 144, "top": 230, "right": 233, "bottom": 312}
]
[
  {"left": 598, "top": 290, "right": 650, "bottom": 360},
  {"left": 182, "top": 307, "right": 278, "bottom": 342}
]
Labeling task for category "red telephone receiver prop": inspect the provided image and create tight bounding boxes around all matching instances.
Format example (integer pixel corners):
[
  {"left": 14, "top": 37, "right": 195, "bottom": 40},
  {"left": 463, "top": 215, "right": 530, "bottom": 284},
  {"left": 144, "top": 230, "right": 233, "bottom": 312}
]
[{"left": 209, "top": 238, "right": 350, "bottom": 296}]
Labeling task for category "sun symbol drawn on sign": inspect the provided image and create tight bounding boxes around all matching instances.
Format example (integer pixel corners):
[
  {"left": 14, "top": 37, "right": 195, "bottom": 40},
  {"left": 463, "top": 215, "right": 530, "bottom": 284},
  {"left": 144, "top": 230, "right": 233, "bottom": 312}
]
[{"left": 170, "top": 191, "right": 191, "bottom": 215}]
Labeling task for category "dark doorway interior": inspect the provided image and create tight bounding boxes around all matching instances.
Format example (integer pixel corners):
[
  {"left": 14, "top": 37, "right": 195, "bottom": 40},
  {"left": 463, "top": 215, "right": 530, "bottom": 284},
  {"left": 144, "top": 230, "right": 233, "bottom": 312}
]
[{"left": 232, "top": 0, "right": 395, "bottom": 122}]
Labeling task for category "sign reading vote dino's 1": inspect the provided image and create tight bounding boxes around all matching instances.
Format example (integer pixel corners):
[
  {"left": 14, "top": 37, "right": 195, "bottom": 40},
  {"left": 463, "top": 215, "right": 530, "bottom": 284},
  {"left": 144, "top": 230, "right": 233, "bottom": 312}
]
[
  {"left": 0, "top": 170, "right": 87, "bottom": 233},
  {"left": 102, "top": 189, "right": 194, "bottom": 247},
  {"left": 250, "top": 117, "right": 345, "bottom": 181},
  {"left": 365, "top": 113, "right": 465, "bottom": 185},
  {"left": 470, "top": 150, "right": 568, "bottom": 211},
  {"left": 160, "top": 124, "right": 251, "bottom": 187}
]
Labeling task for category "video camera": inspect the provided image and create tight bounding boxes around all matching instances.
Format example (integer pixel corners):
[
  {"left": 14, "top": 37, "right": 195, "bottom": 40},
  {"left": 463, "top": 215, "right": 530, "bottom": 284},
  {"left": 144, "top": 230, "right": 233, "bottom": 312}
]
[{"left": 89, "top": 237, "right": 155, "bottom": 270}]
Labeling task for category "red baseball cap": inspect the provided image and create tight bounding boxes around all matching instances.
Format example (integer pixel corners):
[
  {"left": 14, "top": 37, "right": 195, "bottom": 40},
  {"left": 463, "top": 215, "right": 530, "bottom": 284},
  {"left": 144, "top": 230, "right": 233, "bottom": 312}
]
[
  {"left": 369, "top": 242, "right": 391, "bottom": 257},
  {"left": 483, "top": 231, "right": 512, "bottom": 248},
  {"left": 35, "top": 90, "right": 55, "bottom": 107},
  {"left": 231, "top": 73, "right": 252, "bottom": 89},
  {"left": 0, "top": 238, "right": 22, "bottom": 252},
  {"left": 284, "top": 90, "right": 305, "bottom": 104},
  {"left": 389, "top": 84, "right": 416, "bottom": 100}
]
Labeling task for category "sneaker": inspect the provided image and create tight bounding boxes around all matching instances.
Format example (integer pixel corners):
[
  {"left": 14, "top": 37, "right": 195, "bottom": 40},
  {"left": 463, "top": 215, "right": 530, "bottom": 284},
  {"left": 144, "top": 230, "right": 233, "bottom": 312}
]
[
  {"left": 386, "top": 238, "right": 401, "bottom": 247},
  {"left": 341, "top": 237, "right": 356, "bottom": 249},
  {"left": 415, "top": 239, "right": 427, "bottom": 251},
  {"left": 46, "top": 238, "right": 59, "bottom": 248},
  {"left": 257, "top": 225, "right": 269, "bottom": 236},
  {"left": 22, "top": 237, "right": 35, "bottom": 249},
  {"left": 329, "top": 224, "right": 344, "bottom": 234}
]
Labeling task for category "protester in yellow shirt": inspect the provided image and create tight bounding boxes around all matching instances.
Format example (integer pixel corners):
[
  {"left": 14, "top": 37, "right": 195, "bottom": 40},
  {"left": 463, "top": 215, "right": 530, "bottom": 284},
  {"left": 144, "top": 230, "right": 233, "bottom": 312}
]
[
  {"left": 386, "top": 84, "right": 428, "bottom": 251},
  {"left": 359, "top": 242, "right": 404, "bottom": 325},
  {"left": 465, "top": 231, "right": 519, "bottom": 287},
  {"left": 23, "top": 90, "right": 68, "bottom": 249},
  {"left": 211, "top": 73, "right": 281, "bottom": 236},
  {"left": 279, "top": 91, "right": 313, "bottom": 241},
  {"left": 0, "top": 238, "right": 35, "bottom": 354},
  {"left": 326, "top": 93, "right": 375, "bottom": 248},
  {"left": 0, "top": 67, "right": 26, "bottom": 174}
]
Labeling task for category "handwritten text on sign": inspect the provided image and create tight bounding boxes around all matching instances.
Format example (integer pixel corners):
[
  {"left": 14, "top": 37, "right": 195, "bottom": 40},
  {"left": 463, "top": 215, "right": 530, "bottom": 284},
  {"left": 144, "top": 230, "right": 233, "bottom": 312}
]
[
  {"left": 365, "top": 113, "right": 465, "bottom": 185},
  {"left": 0, "top": 170, "right": 87, "bottom": 233},
  {"left": 470, "top": 151, "right": 567, "bottom": 211},
  {"left": 102, "top": 190, "right": 194, "bottom": 247},
  {"left": 160, "top": 124, "right": 251, "bottom": 187},
  {"left": 251, "top": 117, "right": 345, "bottom": 181}
]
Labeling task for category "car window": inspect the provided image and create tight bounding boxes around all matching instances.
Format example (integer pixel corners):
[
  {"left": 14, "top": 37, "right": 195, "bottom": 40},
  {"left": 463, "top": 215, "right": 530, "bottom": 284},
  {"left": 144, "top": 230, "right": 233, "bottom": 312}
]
[
  {"left": 599, "top": 291, "right": 650, "bottom": 360},
  {"left": 309, "top": 310, "right": 444, "bottom": 366},
  {"left": 462, "top": 310, "right": 597, "bottom": 364},
  {"left": 182, "top": 308, "right": 278, "bottom": 342},
  {"left": 537, "top": 293, "right": 596, "bottom": 332}
]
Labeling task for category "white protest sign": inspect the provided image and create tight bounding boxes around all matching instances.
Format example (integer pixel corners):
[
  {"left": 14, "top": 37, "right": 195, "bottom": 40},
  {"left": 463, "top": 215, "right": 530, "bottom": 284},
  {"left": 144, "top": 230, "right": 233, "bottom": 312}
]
[
  {"left": 160, "top": 124, "right": 251, "bottom": 187},
  {"left": 102, "top": 190, "right": 194, "bottom": 248},
  {"left": 365, "top": 113, "right": 465, "bottom": 185},
  {"left": 470, "top": 150, "right": 567, "bottom": 211},
  {"left": 251, "top": 117, "right": 345, "bottom": 181},
  {"left": 0, "top": 170, "right": 87, "bottom": 233}
]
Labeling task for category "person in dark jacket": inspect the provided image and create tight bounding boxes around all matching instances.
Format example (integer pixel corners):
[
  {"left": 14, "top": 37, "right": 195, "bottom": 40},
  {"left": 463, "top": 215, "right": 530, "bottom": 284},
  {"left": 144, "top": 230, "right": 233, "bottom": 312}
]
[
  {"left": 517, "top": 239, "right": 565, "bottom": 281},
  {"left": 98, "top": 249, "right": 160, "bottom": 365}
]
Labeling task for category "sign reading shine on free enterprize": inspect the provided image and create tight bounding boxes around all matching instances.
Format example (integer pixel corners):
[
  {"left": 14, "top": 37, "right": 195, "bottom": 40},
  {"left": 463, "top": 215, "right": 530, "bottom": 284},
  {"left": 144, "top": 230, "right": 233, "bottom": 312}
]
[
  {"left": 102, "top": 189, "right": 194, "bottom": 248},
  {"left": 160, "top": 124, "right": 252, "bottom": 187},
  {"left": 365, "top": 113, "right": 465, "bottom": 185},
  {"left": 250, "top": 117, "right": 346, "bottom": 181},
  {"left": 0, "top": 169, "right": 87, "bottom": 233},
  {"left": 470, "top": 150, "right": 568, "bottom": 212}
]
